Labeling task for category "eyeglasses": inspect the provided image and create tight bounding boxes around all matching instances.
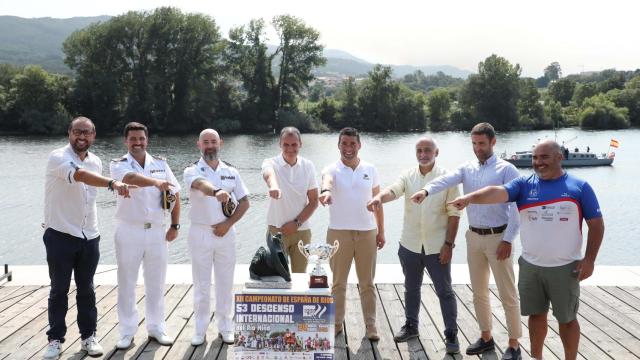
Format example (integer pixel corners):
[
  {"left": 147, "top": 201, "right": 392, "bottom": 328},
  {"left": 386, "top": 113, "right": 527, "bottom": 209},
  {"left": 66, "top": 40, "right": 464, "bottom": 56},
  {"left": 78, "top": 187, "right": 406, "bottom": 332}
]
[{"left": 71, "top": 129, "right": 95, "bottom": 136}]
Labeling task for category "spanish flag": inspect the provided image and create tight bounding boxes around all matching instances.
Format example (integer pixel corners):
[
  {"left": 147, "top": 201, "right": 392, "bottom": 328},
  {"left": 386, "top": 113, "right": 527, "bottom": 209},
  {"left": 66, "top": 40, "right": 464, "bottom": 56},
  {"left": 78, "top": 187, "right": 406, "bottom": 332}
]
[{"left": 610, "top": 138, "right": 620, "bottom": 148}]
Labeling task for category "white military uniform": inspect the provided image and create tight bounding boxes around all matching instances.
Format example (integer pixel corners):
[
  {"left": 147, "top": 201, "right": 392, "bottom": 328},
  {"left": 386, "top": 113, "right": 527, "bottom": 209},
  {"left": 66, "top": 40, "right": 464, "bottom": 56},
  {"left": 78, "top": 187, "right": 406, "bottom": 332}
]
[
  {"left": 110, "top": 152, "right": 180, "bottom": 337},
  {"left": 183, "top": 158, "right": 249, "bottom": 336}
]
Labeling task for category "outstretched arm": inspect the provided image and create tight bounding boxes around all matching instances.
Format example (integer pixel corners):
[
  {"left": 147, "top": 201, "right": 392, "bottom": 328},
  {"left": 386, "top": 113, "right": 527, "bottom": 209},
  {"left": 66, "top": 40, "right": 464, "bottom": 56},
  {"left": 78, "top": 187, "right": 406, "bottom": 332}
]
[{"left": 448, "top": 186, "right": 509, "bottom": 210}]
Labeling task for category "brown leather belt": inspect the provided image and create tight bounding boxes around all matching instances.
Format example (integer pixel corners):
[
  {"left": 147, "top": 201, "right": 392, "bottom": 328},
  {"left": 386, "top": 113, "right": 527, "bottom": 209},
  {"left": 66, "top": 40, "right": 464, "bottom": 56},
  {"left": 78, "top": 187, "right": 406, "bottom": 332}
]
[{"left": 469, "top": 224, "right": 507, "bottom": 235}]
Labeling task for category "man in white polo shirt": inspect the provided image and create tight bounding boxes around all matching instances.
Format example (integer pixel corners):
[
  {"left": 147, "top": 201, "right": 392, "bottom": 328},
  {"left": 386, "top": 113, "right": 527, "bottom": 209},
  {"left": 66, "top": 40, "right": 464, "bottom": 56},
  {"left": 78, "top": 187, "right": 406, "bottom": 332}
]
[
  {"left": 110, "top": 122, "right": 181, "bottom": 349},
  {"left": 183, "top": 128, "right": 250, "bottom": 346},
  {"left": 319, "top": 127, "right": 385, "bottom": 341},
  {"left": 42, "top": 117, "right": 132, "bottom": 359},
  {"left": 262, "top": 126, "right": 318, "bottom": 273}
]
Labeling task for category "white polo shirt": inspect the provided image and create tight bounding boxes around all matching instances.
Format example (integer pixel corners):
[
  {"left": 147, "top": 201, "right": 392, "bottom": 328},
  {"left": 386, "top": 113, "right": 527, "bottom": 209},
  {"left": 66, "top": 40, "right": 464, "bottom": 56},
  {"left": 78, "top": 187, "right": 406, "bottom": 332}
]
[
  {"left": 110, "top": 152, "right": 180, "bottom": 224},
  {"left": 44, "top": 144, "right": 102, "bottom": 239},
  {"left": 184, "top": 158, "right": 249, "bottom": 226},
  {"left": 322, "top": 160, "right": 379, "bottom": 231},
  {"left": 262, "top": 155, "right": 318, "bottom": 230}
]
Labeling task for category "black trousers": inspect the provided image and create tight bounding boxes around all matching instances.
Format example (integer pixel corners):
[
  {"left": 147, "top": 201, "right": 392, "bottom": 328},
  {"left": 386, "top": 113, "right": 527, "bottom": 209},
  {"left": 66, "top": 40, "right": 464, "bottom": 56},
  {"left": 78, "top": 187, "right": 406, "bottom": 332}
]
[{"left": 44, "top": 228, "right": 100, "bottom": 342}]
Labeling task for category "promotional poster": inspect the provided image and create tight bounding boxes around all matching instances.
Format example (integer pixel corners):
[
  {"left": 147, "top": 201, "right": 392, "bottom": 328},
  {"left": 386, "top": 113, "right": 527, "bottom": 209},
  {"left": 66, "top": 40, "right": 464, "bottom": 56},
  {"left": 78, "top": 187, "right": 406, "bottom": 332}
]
[{"left": 234, "top": 293, "right": 335, "bottom": 360}]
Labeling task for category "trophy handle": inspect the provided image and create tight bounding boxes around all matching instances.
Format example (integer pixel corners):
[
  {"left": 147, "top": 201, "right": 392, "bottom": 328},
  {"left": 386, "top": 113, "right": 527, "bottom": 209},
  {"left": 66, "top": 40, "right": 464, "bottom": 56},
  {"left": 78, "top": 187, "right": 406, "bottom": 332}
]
[
  {"left": 330, "top": 240, "right": 340, "bottom": 258},
  {"left": 297, "top": 240, "right": 309, "bottom": 259}
]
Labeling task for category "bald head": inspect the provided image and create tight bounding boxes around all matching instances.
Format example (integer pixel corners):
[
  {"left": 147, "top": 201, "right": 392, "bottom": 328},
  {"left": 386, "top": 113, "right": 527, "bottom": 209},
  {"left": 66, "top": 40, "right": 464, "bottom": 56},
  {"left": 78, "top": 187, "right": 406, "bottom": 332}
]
[
  {"left": 534, "top": 139, "right": 562, "bottom": 155},
  {"left": 198, "top": 128, "right": 222, "bottom": 162},
  {"left": 532, "top": 139, "right": 564, "bottom": 179},
  {"left": 199, "top": 128, "right": 220, "bottom": 141}
]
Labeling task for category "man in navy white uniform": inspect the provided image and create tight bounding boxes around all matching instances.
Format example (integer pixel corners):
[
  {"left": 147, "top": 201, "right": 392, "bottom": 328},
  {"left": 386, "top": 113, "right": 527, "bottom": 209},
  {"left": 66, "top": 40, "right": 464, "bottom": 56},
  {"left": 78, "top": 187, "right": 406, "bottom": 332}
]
[
  {"left": 183, "top": 128, "right": 250, "bottom": 346},
  {"left": 110, "top": 122, "right": 181, "bottom": 349},
  {"left": 43, "top": 117, "right": 133, "bottom": 359}
]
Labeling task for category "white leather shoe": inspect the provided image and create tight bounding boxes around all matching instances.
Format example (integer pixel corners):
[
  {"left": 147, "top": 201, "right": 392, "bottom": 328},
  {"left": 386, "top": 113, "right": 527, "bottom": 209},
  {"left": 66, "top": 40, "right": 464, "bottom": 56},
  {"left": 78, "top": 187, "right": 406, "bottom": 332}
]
[
  {"left": 116, "top": 334, "right": 134, "bottom": 349},
  {"left": 191, "top": 334, "right": 205, "bottom": 346},
  {"left": 148, "top": 330, "right": 173, "bottom": 346},
  {"left": 220, "top": 331, "right": 234, "bottom": 345},
  {"left": 81, "top": 335, "right": 104, "bottom": 356},
  {"left": 43, "top": 339, "right": 61, "bottom": 359}
]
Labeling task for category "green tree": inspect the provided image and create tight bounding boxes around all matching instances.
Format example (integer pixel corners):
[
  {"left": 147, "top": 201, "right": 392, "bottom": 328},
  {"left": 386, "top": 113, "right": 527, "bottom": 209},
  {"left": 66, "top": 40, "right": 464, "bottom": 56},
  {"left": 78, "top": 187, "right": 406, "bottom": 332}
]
[
  {"left": 357, "top": 65, "right": 398, "bottom": 131},
  {"left": 608, "top": 88, "right": 640, "bottom": 127},
  {"left": 518, "top": 78, "right": 548, "bottom": 129},
  {"left": 459, "top": 54, "right": 521, "bottom": 131},
  {"left": 544, "top": 62, "right": 562, "bottom": 82},
  {"left": 548, "top": 78, "right": 576, "bottom": 106},
  {"left": 272, "top": 15, "right": 326, "bottom": 111},
  {"left": 427, "top": 88, "right": 451, "bottom": 131},
  {"left": 573, "top": 83, "right": 598, "bottom": 106},
  {"left": 313, "top": 98, "right": 339, "bottom": 128},
  {"left": 226, "top": 19, "right": 275, "bottom": 131},
  {"left": 63, "top": 7, "right": 225, "bottom": 133},
  {"left": 335, "top": 77, "right": 360, "bottom": 129},
  {"left": 5, "top": 66, "right": 70, "bottom": 133},
  {"left": 394, "top": 85, "right": 427, "bottom": 131},
  {"left": 578, "top": 94, "right": 629, "bottom": 129}
]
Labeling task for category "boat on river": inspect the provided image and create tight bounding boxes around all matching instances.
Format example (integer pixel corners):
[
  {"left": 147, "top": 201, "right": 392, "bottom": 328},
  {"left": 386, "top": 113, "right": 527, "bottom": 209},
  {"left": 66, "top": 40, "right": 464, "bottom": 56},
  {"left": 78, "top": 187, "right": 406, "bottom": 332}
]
[{"left": 501, "top": 146, "right": 615, "bottom": 167}]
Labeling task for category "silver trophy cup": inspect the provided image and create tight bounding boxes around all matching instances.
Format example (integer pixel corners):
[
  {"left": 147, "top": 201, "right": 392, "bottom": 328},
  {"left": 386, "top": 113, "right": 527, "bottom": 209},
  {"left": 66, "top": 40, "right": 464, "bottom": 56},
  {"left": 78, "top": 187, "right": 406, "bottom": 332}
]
[{"left": 297, "top": 240, "right": 340, "bottom": 288}]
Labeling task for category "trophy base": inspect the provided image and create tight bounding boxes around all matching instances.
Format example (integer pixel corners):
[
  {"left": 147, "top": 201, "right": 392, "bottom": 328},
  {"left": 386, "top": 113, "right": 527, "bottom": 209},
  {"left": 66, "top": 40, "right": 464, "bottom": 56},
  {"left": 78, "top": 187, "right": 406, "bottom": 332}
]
[{"left": 309, "top": 275, "right": 328, "bottom": 288}]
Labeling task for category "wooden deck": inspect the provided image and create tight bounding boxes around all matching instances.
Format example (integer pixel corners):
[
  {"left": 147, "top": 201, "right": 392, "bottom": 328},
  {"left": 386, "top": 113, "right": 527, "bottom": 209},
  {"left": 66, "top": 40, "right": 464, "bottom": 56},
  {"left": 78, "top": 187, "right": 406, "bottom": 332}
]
[{"left": 1, "top": 283, "right": 640, "bottom": 359}]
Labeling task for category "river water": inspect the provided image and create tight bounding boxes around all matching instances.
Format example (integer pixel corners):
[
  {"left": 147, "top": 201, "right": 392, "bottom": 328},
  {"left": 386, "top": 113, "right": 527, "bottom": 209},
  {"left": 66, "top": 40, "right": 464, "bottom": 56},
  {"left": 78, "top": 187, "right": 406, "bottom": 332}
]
[{"left": 0, "top": 128, "right": 636, "bottom": 265}]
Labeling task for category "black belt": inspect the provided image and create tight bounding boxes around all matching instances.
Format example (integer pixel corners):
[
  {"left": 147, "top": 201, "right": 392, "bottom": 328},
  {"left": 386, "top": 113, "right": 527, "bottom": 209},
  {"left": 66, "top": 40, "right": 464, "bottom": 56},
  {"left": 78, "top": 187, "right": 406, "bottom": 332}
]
[{"left": 469, "top": 224, "right": 507, "bottom": 235}]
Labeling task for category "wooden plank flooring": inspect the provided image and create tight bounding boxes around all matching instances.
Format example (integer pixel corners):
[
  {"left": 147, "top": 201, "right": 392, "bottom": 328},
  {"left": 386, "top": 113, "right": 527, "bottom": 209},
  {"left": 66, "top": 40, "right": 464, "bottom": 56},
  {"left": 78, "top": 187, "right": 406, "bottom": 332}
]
[{"left": 0, "top": 283, "right": 639, "bottom": 359}]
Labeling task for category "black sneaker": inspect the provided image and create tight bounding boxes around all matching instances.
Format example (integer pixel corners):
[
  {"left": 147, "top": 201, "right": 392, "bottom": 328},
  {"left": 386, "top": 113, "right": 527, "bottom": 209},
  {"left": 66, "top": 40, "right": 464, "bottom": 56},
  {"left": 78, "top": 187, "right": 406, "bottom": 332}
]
[
  {"left": 393, "top": 322, "right": 419, "bottom": 343},
  {"left": 466, "top": 337, "right": 495, "bottom": 355},
  {"left": 444, "top": 329, "right": 460, "bottom": 354},
  {"left": 501, "top": 346, "right": 522, "bottom": 360}
]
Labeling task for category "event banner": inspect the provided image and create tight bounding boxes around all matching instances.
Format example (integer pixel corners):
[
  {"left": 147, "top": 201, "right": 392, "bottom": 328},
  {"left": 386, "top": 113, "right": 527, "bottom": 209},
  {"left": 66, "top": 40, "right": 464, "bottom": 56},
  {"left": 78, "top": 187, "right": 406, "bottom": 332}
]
[{"left": 234, "top": 293, "right": 335, "bottom": 360}]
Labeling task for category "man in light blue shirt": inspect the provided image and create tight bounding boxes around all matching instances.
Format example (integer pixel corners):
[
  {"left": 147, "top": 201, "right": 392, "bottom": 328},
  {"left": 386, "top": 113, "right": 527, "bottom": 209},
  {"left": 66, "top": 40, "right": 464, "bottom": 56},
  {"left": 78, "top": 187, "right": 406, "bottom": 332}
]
[{"left": 411, "top": 123, "right": 522, "bottom": 360}]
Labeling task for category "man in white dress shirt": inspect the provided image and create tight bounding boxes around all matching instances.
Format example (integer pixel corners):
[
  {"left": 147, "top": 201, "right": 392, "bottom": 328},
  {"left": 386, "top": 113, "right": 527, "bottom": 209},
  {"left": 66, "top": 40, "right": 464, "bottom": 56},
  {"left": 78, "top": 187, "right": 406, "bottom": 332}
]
[
  {"left": 183, "top": 128, "right": 250, "bottom": 346},
  {"left": 42, "top": 117, "right": 132, "bottom": 359},
  {"left": 110, "top": 122, "right": 181, "bottom": 349},
  {"left": 262, "top": 126, "right": 318, "bottom": 273},
  {"left": 411, "top": 122, "right": 523, "bottom": 359}
]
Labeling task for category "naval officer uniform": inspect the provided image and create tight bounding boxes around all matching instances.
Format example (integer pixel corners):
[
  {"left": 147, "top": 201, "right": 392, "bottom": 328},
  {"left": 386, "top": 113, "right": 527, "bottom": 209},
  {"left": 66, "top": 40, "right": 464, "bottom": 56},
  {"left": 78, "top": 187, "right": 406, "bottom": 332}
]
[
  {"left": 183, "top": 158, "right": 249, "bottom": 343},
  {"left": 110, "top": 152, "right": 180, "bottom": 345}
]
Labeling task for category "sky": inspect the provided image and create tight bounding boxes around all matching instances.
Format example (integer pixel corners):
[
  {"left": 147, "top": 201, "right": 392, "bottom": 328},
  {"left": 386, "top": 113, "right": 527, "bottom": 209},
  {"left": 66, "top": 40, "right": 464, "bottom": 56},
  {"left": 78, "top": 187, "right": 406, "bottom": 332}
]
[{"left": 2, "top": 0, "right": 639, "bottom": 77}]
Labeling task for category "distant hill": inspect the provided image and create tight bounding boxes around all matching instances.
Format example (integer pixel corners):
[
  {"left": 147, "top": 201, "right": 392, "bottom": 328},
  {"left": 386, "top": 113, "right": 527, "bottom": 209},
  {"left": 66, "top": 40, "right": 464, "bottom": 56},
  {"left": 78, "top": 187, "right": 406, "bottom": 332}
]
[
  {"left": 0, "top": 15, "right": 110, "bottom": 73},
  {"left": 0, "top": 15, "right": 471, "bottom": 79}
]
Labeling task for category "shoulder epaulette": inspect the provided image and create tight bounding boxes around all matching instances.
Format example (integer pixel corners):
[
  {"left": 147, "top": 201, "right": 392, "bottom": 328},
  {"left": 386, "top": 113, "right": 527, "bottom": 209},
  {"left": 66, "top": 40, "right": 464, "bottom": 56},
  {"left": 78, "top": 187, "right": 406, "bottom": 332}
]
[
  {"left": 151, "top": 154, "right": 166, "bottom": 161},
  {"left": 111, "top": 155, "right": 127, "bottom": 162},
  {"left": 184, "top": 160, "right": 199, "bottom": 169},
  {"left": 222, "top": 160, "right": 236, "bottom": 168}
]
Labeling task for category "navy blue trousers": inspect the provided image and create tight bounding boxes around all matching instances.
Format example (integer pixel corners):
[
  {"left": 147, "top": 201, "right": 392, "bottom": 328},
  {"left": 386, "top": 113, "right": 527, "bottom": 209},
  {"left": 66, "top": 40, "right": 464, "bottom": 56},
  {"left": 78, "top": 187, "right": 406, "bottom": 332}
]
[
  {"left": 44, "top": 228, "right": 100, "bottom": 342},
  {"left": 399, "top": 244, "right": 458, "bottom": 334}
]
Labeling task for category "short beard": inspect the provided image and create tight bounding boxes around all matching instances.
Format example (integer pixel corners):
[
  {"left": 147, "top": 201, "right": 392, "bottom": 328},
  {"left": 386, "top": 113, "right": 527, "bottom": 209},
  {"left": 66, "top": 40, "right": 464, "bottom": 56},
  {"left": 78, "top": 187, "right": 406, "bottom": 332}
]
[
  {"left": 71, "top": 140, "right": 90, "bottom": 153},
  {"left": 202, "top": 151, "right": 218, "bottom": 161}
]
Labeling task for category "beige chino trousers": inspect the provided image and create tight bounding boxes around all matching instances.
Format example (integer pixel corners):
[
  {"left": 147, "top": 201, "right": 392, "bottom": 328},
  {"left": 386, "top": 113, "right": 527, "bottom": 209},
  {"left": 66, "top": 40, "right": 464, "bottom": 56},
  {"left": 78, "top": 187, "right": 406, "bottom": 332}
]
[
  {"left": 466, "top": 229, "right": 522, "bottom": 339},
  {"left": 268, "top": 226, "right": 311, "bottom": 273},
  {"left": 327, "top": 229, "right": 377, "bottom": 329}
]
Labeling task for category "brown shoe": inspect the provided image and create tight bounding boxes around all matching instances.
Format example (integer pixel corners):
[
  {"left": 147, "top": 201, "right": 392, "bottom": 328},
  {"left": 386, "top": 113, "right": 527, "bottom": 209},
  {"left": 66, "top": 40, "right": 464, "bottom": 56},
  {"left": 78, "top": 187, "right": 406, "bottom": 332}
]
[{"left": 366, "top": 325, "right": 379, "bottom": 341}]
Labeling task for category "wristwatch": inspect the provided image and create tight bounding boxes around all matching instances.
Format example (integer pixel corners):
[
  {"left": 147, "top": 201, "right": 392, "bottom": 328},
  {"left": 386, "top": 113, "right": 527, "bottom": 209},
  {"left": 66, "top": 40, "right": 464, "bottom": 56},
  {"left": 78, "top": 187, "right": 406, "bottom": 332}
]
[
  {"left": 294, "top": 218, "right": 302, "bottom": 228},
  {"left": 170, "top": 224, "right": 181, "bottom": 230},
  {"left": 212, "top": 188, "right": 221, "bottom": 196},
  {"left": 444, "top": 241, "right": 455, "bottom": 248}
]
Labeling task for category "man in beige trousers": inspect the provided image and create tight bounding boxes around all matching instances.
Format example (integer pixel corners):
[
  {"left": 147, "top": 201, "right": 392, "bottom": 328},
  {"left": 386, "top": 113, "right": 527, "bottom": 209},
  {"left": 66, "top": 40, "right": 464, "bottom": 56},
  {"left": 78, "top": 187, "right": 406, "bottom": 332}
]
[{"left": 319, "top": 127, "right": 385, "bottom": 341}]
